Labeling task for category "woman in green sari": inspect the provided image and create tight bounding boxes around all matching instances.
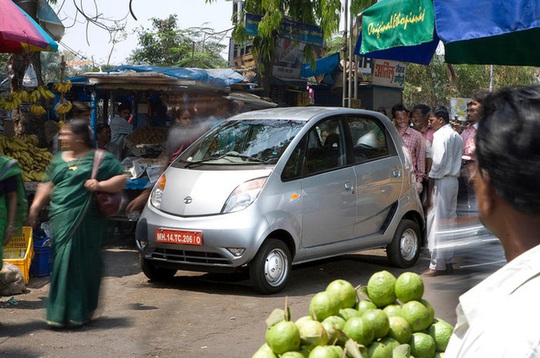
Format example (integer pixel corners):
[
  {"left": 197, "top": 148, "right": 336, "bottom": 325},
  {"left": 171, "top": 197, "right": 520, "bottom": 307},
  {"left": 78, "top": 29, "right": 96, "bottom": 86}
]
[
  {"left": 28, "top": 120, "right": 127, "bottom": 328},
  {"left": 0, "top": 155, "right": 27, "bottom": 269}
]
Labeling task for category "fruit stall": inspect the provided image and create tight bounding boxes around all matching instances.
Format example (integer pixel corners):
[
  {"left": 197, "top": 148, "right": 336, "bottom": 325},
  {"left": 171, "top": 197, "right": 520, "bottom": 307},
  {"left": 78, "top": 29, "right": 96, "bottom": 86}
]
[
  {"left": 1, "top": 65, "right": 269, "bottom": 223},
  {"left": 254, "top": 271, "right": 454, "bottom": 358}
]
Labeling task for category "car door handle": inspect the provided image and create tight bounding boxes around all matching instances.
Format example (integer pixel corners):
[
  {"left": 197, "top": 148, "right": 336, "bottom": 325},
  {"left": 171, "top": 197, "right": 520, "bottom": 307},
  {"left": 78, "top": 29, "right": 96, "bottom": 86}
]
[
  {"left": 344, "top": 182, "right": 355, "bottom": 194},
  {"left": 392, "top": 169, "right": 401, "bottom": 178}
]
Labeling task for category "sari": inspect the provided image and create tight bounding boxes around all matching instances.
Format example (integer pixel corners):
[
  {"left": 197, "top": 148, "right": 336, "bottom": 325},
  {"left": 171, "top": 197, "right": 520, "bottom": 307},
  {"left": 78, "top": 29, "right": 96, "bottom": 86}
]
[
  {"left": 0, "top": 156, "right": 27, "bottom": 270},
  {"left": 44, "top": 150, "right": 124, "bottom": 327}
]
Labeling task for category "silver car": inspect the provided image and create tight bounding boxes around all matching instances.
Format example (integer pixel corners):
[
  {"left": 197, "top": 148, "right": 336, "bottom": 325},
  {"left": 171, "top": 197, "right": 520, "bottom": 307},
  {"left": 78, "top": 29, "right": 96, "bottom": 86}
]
[{"left": 135, "top": 107, "right": 424, "bottom": 294}]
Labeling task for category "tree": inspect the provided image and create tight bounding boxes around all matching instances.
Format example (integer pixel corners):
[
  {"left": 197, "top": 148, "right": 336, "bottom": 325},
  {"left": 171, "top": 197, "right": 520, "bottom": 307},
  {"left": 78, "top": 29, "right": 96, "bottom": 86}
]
[
  {"left": 403, "top": 55, "right": 539, "bottom": 109},
  {"left": 206, "top": 0, "right": 374, "bottom": 97},
  {"left": 4, "top": 0, "right": 129, "bottom": 140},
  {"left": 128, "top": 14, "right": 227, "bottom": 68}
]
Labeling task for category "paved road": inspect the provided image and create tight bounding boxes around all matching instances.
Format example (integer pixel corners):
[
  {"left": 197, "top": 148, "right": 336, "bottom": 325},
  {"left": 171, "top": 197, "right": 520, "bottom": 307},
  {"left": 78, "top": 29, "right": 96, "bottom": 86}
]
[{"left": 0, "top": 233, "right": 505, "bottom": 358}]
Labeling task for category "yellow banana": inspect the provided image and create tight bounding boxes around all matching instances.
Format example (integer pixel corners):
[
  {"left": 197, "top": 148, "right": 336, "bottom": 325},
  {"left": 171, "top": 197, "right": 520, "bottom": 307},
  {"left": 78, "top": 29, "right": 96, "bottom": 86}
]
[
  {"left": 18, "top": 90, "right": 29, "bottom": 103},
  {"left": 55, "top": 100, "right": 73, "bottom": 115},
  {"left": 41, "top": 86, "right": 56, "bottom": 99},
  {"left": 30, "top": 104, "right": 46, "bottom": 116},
  {"left": 53, "top": 81, "right": 72, "bottom": 94}
]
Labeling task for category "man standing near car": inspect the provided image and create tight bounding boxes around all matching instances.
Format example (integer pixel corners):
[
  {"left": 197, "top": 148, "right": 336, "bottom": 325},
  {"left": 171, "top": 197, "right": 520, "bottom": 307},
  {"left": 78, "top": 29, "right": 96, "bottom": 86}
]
[
  {"left": 392, "top": 103, "right": 425, "bottom": 195},
  {"left": 411, "top": 103, "right": 435, "bottom": 209},
  {"left": 424, "top": 106, "right": 463, "bottom": 276},
  {"left": 459, "top": 90, "right": 489, "bottom": 216}
]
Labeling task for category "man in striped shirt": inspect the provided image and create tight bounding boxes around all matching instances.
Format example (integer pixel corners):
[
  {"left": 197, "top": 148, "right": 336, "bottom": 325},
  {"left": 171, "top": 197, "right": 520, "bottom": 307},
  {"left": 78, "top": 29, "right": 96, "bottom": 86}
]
[{"left": 391, "top": 103, "right": 425, "bottom": 194}]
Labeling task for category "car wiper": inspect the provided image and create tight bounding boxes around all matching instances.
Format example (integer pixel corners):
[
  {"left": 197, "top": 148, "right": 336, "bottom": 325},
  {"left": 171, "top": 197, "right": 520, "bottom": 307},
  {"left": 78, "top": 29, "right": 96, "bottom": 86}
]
[
  {"left": 183, "top": 152, "right": 267, "bottom": 168},
  {"left": 225, "top": 153, "right": 268, "bottom": 164},
  {"left": 183, "top": 154, "right": 226, "bottom": 168}
]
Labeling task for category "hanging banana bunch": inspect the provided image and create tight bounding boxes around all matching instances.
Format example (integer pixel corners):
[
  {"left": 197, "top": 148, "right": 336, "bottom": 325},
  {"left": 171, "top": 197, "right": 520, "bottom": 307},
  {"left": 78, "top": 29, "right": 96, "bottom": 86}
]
[
  {"left": 54, "top": 99, "right": 73, "bottom": 115},
  {"left": 30, "top": 104, "right": 47, "bottom": 117},
  {"left": 31, "top": 86, "right": 56, "bottom": 102},
  {"left": 1, "top": 92, "right": 23, "bottom": 110},
  {"left": 17, "top": 90, "right": 30, "bottom": 103},
  {"left": 52, "top": 80, "right": 72, "bottom": 94}
]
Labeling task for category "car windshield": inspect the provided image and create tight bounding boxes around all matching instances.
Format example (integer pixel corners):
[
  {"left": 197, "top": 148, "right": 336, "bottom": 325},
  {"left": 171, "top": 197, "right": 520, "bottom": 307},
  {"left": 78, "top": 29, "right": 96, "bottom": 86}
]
[{"left": 173, "top": 119, "right": 304, "bottom": 167}]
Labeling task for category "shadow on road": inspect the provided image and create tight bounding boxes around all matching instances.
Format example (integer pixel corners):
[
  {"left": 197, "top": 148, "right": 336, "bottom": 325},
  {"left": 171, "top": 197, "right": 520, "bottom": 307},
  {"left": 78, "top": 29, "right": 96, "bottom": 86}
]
[
  {"left": 135, "top": 249, "right": 432, "bottom": 298},
  {"left": 0, "top": 316, "right": 133, "bottom": 339}
]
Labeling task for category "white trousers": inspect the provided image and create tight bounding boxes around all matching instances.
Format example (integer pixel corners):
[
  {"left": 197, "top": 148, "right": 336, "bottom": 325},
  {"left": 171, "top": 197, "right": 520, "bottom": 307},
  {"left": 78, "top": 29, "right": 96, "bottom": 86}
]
[{"left": 427, "top": 176, "right": 458, "bottom": 270}]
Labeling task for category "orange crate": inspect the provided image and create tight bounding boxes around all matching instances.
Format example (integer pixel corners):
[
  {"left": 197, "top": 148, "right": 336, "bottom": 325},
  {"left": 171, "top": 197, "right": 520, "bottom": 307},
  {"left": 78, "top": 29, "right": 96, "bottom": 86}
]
[{"left": 3, "top": 226, "right": 33, "bottom": 284}]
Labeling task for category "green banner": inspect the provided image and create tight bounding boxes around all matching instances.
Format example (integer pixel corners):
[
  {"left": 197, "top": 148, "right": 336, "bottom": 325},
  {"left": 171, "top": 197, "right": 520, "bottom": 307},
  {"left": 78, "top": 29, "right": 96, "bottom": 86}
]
[{"left": 361, "top": 0, "right": 435, "bottom": 54}]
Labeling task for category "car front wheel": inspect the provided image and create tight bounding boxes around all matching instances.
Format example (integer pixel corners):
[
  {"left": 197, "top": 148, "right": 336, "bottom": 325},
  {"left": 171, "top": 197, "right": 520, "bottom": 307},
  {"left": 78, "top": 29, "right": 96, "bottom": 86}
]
[
  {"left": 249, "top": 238, "right": 291, "bottom": 294},
  {"left": 140, "top": 254, "right": 177, "bottom": 281},
  {"left": 386, "top": 219, "right": 421, "bottom": 268}
]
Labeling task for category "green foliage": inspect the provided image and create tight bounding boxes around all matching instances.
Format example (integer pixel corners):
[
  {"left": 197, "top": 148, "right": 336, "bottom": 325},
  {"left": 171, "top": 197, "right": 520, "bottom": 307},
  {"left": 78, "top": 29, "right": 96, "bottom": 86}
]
[
  {"left": 403, "top": 55, "right": 539, "bottom": 108},
  {"left": 205, "top": 0, "right": 346, "bottom": 62},
  {"left": 128, "top": 14, "right": 227, "bottom": 68}
]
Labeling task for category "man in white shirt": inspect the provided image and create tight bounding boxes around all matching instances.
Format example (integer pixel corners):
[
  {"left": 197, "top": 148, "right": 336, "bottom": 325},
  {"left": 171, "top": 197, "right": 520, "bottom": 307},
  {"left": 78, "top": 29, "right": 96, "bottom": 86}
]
[
  {"left": 445, "top": 85, "right": 540, "bottom": 357},
  {"left": 424, "top": 106, "right": 463, "bottom": 276}
]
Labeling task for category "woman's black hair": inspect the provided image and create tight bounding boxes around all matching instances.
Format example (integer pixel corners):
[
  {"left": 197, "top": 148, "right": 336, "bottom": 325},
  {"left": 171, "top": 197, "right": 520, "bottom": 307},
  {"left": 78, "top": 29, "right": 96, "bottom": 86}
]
[{"left": 69, "top": 119, "right": 94, "bottom": 148}]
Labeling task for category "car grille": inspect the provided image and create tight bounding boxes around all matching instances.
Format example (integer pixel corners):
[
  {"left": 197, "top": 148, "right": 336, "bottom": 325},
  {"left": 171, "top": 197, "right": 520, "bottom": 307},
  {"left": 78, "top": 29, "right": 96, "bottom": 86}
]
[{"left": 151, "top": 248, "right": 231, "bottom": 265}]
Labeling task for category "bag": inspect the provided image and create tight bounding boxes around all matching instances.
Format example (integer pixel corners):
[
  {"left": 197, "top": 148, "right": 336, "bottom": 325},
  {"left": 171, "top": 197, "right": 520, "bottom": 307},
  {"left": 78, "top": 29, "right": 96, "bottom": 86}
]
[
  {"left": 91, "top": 149, "right": 123, "bottom": 217},
  {"left": 94, "top": 190, "right": 122, "bottom": 217}
]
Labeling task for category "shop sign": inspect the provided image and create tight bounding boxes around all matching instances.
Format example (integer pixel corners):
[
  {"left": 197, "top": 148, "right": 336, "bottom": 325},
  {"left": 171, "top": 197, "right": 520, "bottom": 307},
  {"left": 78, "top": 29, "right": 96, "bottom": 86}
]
[
  {"left": 372, "top": 59, "right": 405, "bottom": 88},
  {"left": 245, "top": 13, "right": 324, "bottom": 46},
  {"left": 272, "top": 39, "right": 305, "bottom": 79}
]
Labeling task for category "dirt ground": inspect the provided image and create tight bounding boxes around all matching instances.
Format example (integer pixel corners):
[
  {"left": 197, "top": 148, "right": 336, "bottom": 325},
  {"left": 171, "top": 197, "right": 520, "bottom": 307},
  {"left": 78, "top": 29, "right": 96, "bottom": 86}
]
[{"left": 1, "top": 230, "right": 502, "bottom": 358}]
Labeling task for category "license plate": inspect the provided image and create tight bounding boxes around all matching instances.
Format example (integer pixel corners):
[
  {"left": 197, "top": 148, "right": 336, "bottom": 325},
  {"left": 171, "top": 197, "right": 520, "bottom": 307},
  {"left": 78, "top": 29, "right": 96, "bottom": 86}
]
[{"left": 155, "top": 228, "right": 203, "bottom": 246}]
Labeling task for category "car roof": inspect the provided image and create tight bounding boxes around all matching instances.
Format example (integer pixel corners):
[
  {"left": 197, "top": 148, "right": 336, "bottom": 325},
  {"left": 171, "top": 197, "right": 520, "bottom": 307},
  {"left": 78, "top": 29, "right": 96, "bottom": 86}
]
[{"left": 230, "top": 106, "right": 386, "bottom": 123}]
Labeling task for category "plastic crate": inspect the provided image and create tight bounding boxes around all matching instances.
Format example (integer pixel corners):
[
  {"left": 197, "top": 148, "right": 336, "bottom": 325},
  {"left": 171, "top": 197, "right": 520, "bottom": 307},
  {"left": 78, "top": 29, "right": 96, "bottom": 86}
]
[{"left": 3, "top": 226, "right": 33, "bottom": 284}]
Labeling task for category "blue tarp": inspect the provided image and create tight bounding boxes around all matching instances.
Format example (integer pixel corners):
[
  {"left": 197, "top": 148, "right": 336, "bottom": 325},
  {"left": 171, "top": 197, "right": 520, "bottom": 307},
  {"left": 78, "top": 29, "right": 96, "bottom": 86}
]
[
  {"left": 301, "top": 53, "right": 340, "bottom": 78},
  {"left": 106, "top": 65, "right": 244, "bottom": 88}
]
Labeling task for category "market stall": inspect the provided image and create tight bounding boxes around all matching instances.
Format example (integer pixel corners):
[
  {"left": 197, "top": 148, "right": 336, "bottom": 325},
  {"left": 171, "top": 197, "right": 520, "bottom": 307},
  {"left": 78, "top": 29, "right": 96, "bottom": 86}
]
[{"left": 82, "top": 65, "right": 244, "bottom": 189}]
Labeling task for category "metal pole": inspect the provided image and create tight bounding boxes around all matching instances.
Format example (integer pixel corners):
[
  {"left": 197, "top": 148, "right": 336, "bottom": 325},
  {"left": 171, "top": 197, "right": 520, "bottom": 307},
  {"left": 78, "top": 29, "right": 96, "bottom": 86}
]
[
  {"left": 91, "top": 90, "right": 97, "bottom": 147},
  {"left": 342, "top": 0, "right": 348, "bottom": 107},
  {"left": 348, "top": 8, "right": 353, "bottom": 108},
  {"left": 354, "top": 14, "right": 360, "bottom": 101},
  {"left": 489, "top": 65, "right": 494, "bottom": 92}
]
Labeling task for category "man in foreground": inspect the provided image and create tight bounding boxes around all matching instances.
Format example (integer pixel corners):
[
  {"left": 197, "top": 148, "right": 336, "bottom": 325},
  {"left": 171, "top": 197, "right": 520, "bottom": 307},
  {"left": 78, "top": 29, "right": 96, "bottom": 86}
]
[{"left": 445, "top": 85, "right": 540, "bottom": 357}]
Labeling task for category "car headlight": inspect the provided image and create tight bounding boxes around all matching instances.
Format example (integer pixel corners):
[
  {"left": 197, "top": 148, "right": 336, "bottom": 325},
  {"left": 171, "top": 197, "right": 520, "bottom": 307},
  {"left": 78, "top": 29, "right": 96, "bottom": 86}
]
[
  {"left": 222, "top": 177, "right": 267, "bottom": 213},
  {"left": 150, "top": 174, "right": 166, "bottom": 209}
]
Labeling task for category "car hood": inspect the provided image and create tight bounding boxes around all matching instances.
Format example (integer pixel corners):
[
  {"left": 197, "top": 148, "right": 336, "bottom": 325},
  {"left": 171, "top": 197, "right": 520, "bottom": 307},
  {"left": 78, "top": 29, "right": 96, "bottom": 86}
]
[{"left": 158, "top": 167, "right": 273, "bottom": 216}]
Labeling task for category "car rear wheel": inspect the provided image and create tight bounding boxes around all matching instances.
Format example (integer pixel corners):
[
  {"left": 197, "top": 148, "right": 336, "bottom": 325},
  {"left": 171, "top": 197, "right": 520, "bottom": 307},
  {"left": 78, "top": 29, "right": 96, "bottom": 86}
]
[
  {"left": 140, "top": 254, "right": 177, "bottom": 281},
  {"left": 249, "top": 238, "right": 291, "bottom": 294},
  {"left": 386, "top": 219, "right": 421, "bottom": 268}
]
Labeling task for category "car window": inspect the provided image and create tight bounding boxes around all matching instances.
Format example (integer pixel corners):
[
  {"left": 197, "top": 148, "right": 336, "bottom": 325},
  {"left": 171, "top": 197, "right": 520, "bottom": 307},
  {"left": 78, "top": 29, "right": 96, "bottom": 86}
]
[
  {"left": 346, "top": 116, "right": 389, "bottom": 163},
  {"left": 282, "top": 118, "right": 346, "bottom": 181},
  {"left": 175, "top": 119, "right": 304, "bottom": 167},
  {"left": 305, "top": 118, "right": 345, "bottom": 174}
]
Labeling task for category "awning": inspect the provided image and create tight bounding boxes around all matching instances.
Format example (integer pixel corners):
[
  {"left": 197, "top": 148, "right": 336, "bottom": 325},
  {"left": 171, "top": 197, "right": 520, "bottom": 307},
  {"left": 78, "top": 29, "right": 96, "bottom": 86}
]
[
  {"left": 355, "top": 0, "right": 540, "bottom": 66},
  {"left": 37, "top": 0, "right": 65, "bottom": 41},
  {"left": 301, "top": 53, "right": 340, "bottom": 78}
]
